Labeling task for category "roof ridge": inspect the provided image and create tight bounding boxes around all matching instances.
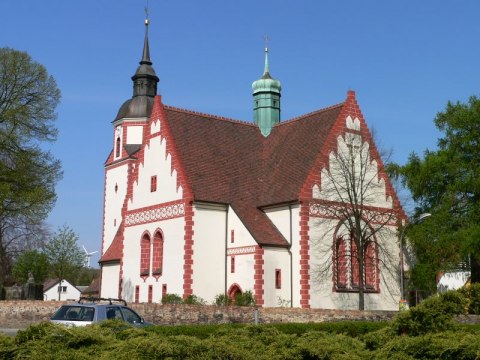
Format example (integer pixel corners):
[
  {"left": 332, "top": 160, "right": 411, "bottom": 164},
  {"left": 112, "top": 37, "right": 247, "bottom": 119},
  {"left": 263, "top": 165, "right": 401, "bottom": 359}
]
[
  {"left": 164, "top": 105, "right": 256, "bottom": 127},
  {"left": 279, "top": 102, "right": 344, "bottom": 125}
]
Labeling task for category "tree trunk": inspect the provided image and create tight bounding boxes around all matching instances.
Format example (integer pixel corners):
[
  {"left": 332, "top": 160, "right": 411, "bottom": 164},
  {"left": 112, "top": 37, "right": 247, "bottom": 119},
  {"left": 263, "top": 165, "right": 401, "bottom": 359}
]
[
  {"left": 471, "top": 254, "right": 480, "bottom": 283},
  {"left": 358, "top": 256, "right": 365, "bottom": 310}
]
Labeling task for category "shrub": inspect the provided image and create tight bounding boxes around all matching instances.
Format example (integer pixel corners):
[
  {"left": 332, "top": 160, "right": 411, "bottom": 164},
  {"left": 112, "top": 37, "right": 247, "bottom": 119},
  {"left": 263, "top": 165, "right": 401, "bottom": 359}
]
[
  {"left": 392, "top": 290, "right": 467, "bottom": 336},
  {"left": 161, "top": 293, "right": 183, "bottom": 304},
  {"left": 183, "top": 294, "right": 206, "bottom": 305},
  {"left": 214, "top": 293, "right": 232, "bottom": 306},
  {"left": 362, "top": 326, "right": 396, "bottom": 351},
  {"left": 235, "top": 290, "right": 256, "bottom": 307},
  {"left": 458, "top": 283, "right": 480, "bottom": 314},
  {"left": 372, "top": 330, "right": 480, "bottom": 360}
]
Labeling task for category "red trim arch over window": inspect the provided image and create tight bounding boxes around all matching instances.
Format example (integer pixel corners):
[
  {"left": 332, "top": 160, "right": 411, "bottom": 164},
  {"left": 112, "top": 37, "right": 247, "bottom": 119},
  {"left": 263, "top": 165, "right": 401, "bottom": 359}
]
[
  {"left": 334, "top": 234, "right": 379, "bottom": 292},
  {"left": 152, "top": 230, "right": 164, "bottom": 276},
  {"left": 140, "top": 233, "right": 151, "bottom": 277}
]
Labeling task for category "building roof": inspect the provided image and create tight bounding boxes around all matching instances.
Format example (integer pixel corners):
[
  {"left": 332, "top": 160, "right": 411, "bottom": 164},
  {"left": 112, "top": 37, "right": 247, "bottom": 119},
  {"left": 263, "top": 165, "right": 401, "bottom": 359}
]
[
  {"left": 43, "top": 278, "right": 78, "bottom": 292},
  {"left": 100, "top": 225, "right": 124, "bottom": 262},
  {"left": 161, "top": 102, "right": 344, "bottom": 246},
  {"left": 82, "top": 278, "right": 100, "bottom": 295}
]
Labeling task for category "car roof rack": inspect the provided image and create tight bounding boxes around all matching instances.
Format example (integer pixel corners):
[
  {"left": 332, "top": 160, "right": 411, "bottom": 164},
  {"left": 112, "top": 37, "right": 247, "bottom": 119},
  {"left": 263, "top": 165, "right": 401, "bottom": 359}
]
[{"left": 78, "top": 297, "right": 127, "bottom": 306}]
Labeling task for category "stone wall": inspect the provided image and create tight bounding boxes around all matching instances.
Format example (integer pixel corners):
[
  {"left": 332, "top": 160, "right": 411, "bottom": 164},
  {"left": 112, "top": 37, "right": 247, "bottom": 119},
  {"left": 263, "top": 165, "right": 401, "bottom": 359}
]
[{"left": 0, "top": 300, "right": 396, "bottom": 328}]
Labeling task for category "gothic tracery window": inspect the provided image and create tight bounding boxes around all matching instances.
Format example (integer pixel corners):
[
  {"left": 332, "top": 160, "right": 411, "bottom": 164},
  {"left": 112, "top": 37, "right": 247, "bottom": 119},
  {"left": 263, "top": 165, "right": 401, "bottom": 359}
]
[{"left": 334, "top": 231, "right": 379, "bottom": 292}]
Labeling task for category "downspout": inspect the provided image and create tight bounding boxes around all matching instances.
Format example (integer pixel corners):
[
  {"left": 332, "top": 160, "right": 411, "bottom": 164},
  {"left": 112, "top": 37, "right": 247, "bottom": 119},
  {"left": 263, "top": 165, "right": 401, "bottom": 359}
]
[
  {"left": 224, "top": 206, "right": 229, "bottom": 297},
  {"left": 289, "top": 204, "right": 293, "bottom": 307}
]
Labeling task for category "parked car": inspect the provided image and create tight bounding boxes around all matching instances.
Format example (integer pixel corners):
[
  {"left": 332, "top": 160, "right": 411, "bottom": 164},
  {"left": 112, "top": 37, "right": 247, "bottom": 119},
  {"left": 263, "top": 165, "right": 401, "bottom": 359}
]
[{"left": 50, "top": 297, "right": 152, "bottom": 327}]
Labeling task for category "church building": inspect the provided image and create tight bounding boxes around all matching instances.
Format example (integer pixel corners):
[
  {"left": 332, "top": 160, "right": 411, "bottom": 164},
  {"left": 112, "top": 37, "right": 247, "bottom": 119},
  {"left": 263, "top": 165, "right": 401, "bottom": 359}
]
[{"left": 99, "top": 18, "right": 405, "bottom": 310}]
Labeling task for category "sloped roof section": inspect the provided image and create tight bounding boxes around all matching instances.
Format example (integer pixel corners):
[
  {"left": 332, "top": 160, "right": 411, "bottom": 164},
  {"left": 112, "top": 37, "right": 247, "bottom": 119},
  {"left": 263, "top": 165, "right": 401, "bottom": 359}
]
[
  {"left": 99, "top": 224, "right": 123, "bottom": 263},
  {"left": 161, "top": 103, "right": 344, "bottom": 246}
]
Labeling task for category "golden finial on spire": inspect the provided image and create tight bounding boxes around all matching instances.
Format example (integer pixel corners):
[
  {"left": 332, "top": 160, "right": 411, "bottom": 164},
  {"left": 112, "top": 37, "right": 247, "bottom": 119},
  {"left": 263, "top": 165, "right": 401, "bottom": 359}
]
[{"left": 264, "top": 34, "right": 270, "bottom": 53}]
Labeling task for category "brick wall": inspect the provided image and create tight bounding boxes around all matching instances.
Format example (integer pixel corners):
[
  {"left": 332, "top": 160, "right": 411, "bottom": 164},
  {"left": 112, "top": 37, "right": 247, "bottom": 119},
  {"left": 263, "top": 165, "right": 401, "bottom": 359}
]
[{"left": 0, "top": 301, "right": 396, "bottom": 328}]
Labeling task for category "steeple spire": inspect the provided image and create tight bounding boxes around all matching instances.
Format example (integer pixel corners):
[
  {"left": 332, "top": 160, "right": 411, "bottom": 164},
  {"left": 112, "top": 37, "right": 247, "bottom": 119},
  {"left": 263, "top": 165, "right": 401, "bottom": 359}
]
[
  {"left": 132, "top": 11, "right": 159, "bottom": 98},
  {"left": 140, "top": 18, "right": 152, "bottom": 65},
  {"left": 252, "top": 45, "right": 282, "bottom": 137},
  {"left": 262, "top": 47, "right": 271, "bottom": 79},
  {"left": 114, "top": 9, "right": 159, "bottom": 121}
]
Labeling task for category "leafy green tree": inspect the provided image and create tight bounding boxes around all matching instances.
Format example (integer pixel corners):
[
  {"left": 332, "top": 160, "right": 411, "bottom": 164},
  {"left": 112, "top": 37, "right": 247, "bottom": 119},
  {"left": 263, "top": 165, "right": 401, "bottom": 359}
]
[
  {"left": 74, "top": 267, "right": 100, "bottom": 286},
  {"left": 0, "top": 47, "right": 62, "bottom": 284},
  {"left": 396, "top": 96, "right": 480, "bottom": 290},
  {"left": 43, "top": 226, "right": 84, "bottom": 299},
  {"left": 12, "top": 250, "right": 50, "bottom": 284}
]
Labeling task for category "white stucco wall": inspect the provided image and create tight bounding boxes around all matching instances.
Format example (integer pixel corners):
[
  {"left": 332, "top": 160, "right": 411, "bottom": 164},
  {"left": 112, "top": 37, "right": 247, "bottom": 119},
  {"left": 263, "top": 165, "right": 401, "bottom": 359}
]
[
  {"left": 191, "top": 203, "right": 227, "bottom": 302},
  {"left": 121, "top": 216, "right": 185, "bottom": 303},
  {"left": 103, "top": 164, "right": 129, "bottom": 253},
  {"left": 264, "top": 204, "right": 301, "bottom": 307},
  {"left": 263, "top": 247, "right": 291, "bottom": 307},
  {"left": 128, "top": 135, "right": 183, "bottom": 211},
  {"left": 315, "top": 133, "right": 393, "bottom": 209},
  {"left": 264, "top": 206, "right": 291, "bottom": 244},
  {"left": 226, "top": 207, "right": 257, "bottom": 295},
  {"left": 126, "top": 125, "right": 143, "bottom": 144},
  {"left": 100, "top": 264, "right": 120, "bottom": 299}
]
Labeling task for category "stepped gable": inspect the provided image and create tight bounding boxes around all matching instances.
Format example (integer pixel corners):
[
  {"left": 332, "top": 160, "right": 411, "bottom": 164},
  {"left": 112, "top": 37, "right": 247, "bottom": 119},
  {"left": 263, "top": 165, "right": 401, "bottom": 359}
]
[{"left": 162, "top": 102, "right": 345, "bottom": 246}]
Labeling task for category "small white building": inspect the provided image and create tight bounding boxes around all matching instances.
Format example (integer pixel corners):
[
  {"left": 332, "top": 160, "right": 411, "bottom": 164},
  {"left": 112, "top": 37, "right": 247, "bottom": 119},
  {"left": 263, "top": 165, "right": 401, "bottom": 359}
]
[
  {"left": 437, "top": 272, "right": 470, "bottom": 293},
  {"left": 43, "top": 279, "right": 81, "bottom": 301}
]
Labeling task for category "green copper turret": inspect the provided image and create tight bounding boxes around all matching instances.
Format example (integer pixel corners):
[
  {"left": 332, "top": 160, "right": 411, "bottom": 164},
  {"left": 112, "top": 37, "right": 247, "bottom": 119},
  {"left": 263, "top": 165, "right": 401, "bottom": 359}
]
[{"left": 252, "top": 48, "right": 281, "bottom": 137}]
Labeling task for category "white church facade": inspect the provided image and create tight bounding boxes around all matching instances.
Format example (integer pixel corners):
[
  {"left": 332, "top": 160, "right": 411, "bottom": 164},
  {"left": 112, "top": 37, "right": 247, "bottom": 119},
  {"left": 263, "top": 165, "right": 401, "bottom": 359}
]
[{"left": 99, "top": 19, "right": 405, "bottom": 310}]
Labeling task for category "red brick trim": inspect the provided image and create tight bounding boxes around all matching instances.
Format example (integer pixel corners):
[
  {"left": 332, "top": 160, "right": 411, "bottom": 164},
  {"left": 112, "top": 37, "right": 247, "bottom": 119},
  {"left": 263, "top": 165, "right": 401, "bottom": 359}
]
[
  {"left": 299, "top": 91, "right": 406, "bottom": 222},
  {"left": 183, "top": 202, "right": 194, "bottom": 298},
  {"left": 254, "top": 246, "right": 265, "bottom": 307},
  {"left": 299, "top": 202, "right": 311, "bottom": 308}
]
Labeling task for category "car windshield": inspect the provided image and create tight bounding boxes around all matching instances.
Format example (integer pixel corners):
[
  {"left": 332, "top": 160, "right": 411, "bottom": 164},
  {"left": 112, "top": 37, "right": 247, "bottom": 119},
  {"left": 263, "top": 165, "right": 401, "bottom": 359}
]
[{"left": 51, "top": 305, "right": 95, "bottom": 322}]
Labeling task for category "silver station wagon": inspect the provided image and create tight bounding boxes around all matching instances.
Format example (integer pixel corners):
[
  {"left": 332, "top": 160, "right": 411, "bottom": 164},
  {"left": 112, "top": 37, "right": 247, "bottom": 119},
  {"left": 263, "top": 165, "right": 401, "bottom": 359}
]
[{"left": 50, "top": 297, "right": 152, "bottom": 327}]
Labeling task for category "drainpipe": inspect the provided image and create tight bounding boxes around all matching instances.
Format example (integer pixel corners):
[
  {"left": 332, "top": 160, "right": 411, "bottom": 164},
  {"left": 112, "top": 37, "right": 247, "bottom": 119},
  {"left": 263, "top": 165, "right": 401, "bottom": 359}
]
[
  {"left": 289, "top": 204, "right": 293, "bottom": 307},
  {"left": 224, "top": 206, "right": 229, "bottom": 297}
]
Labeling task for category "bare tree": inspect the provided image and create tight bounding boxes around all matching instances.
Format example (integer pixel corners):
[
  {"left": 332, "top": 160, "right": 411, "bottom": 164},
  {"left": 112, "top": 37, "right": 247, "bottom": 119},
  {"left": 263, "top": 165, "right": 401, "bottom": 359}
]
[
  {"left": 311, "top": 130, "right": 402, "bottom": 310},
  {"left": 0, "top": 214, "right": 50, "bottom": 285}
]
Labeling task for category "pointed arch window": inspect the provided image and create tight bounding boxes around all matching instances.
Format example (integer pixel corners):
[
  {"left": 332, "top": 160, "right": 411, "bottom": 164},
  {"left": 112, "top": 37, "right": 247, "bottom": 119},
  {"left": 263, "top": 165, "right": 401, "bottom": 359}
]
[
  {"left": 152, "top": 231, "right": 164, "bottom": 276},
  {"left": 334, "top": 232, "right": 379, "bottom": 293},
  {"left": 140, "top": 233, "right": 151, "bottom": 277}
]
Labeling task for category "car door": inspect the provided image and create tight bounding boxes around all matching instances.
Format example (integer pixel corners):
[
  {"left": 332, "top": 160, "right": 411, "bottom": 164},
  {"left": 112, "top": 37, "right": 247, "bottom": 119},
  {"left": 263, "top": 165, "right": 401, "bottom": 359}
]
[
  {"left": 120, "top": 307, "right": 143, "bottom": 325},
  {"left": 105, "top": 306, "right": 123, "bottom": 320}
]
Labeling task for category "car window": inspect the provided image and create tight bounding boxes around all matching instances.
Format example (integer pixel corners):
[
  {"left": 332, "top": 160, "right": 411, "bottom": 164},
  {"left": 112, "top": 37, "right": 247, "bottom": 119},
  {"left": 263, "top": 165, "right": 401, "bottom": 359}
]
[
  {"left": 51, "top": 306, "right": 95, "bottom": 322},
  {"left": 106, "top": 306, "right": 123, "bottom": 320},
  {"left": 121, "top": 307, "right": 142, "bottom": 324}
]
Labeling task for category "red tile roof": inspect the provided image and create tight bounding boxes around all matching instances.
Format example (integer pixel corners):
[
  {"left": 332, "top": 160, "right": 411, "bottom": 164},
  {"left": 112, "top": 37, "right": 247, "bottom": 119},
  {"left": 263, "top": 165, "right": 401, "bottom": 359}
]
[
  {"left": 100, "top": 225, "right": 123, "bottom": 263},
  {"left": 162, "top": 103, "right": 344, "bottom": 246}
]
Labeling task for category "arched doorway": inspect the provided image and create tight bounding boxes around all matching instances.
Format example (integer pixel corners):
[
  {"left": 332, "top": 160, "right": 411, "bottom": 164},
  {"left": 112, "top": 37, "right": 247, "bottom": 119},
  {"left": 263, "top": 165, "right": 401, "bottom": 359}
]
[{"left": 227, "top": 284, "right": 242, "bottom": 303}]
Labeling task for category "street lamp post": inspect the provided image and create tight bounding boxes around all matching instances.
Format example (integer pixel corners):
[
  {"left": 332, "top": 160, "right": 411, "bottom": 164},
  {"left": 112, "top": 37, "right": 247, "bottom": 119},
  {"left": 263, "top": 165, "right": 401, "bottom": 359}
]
[{"left": 399, "top": 213, "right": 431, "bottom": 309}]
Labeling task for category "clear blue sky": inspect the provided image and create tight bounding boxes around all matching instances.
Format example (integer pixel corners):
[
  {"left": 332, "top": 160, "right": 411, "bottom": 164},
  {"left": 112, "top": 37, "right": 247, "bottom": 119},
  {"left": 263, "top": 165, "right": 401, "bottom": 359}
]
[{"left": 1, "top": 1, "right": 479, "bottom": 267}]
